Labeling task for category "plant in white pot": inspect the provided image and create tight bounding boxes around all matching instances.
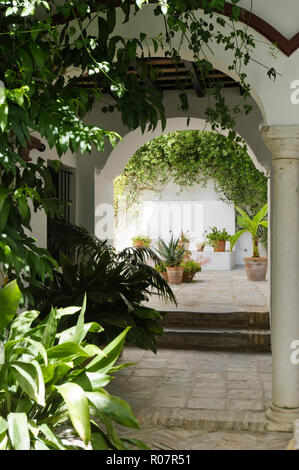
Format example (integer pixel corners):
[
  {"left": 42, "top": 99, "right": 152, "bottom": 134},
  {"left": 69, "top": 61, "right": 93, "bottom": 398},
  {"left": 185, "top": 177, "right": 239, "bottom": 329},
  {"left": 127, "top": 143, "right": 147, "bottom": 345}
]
[
  {"left": 156, "top": 236, "right": 186, "bottom": 285},
  {"left": 230, "top": 203, "right": 268, "bottom": 281}
]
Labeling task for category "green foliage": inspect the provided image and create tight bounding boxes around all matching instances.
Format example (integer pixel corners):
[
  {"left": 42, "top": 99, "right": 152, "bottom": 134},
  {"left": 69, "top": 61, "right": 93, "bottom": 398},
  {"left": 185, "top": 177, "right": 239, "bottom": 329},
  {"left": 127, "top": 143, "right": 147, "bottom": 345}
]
[
  {"left": 180, "top": 231, "right": 191, "bottom": 243},
  {"left": 0, "top": 158, "right": 62, "bottom": 302},
  {"left": 155, "top": 261, "right": 167, "bottom": 273},
  {"left": 0, "top": 281, "right": 147, "bottom": 450},
  {"left": 115, "top": 131, "right": 268, "bottom": 216},
  {"left": 131, "top": 235, "right": 152, "bottom": 247},
  {"left": 206, "top": 227, "right": 230, "bottom": 248},
  {"left": 32, "top": 221, "right": 176, "bottom": 353},
  {"left": 230, "top": 204, "right": 268, "bottom": 257},
  {"left": 182, "top": 259, "right": 201, "bottom": 274},
  {"left": 0, "top": 0, "right": 275, "bottom": 300},
  {"left": 156, "top": 236, "right": 186, "bottom": 267}
]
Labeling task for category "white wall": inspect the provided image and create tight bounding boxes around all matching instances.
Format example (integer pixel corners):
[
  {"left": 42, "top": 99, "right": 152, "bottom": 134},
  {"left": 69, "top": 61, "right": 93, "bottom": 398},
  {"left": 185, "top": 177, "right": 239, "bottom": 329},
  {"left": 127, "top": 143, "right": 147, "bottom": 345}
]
[{"left": 115, "top": 179, "right": 252, "bottom": 265}]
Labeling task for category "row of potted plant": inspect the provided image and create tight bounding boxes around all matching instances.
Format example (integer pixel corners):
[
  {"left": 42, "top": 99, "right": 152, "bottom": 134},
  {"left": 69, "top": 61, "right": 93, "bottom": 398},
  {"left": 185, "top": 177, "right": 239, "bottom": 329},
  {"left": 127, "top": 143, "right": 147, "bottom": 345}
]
[
  {"left": 130, "top": 203, "right": 268, "bottom": 282},
  {"left": 131, "top": 228, "right": 231, "bottom": 253}
]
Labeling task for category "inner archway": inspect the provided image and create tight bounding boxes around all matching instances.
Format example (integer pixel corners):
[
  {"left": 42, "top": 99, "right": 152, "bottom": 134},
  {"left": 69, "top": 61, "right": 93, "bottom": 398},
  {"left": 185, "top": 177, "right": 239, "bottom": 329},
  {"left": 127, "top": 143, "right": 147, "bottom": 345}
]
[{"left": 113, "top": 129, "right": 268, "bottom": 267}]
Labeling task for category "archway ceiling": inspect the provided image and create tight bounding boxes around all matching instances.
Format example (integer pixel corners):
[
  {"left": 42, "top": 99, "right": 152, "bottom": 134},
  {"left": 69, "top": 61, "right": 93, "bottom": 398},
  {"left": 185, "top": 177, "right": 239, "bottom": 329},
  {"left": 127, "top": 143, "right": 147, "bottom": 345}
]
[
  {"left": 127, "top": 58, "right": 240, "bottom": 96},
  {"left": 77, "top": 57, "right": 241, "bottom": 97}
]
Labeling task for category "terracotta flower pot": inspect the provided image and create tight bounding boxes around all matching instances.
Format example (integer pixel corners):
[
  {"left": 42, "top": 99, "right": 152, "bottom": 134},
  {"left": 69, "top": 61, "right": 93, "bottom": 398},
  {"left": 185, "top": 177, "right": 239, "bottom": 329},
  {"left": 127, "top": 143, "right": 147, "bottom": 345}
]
[
  {"left": 243, "top": 257, "right": 268, "bottom": 281},
  {"left": 166, "top": 266, "right": 184, "bottom": 285},
  {"left": 161, "top": 271, "right": 168, "bottom": 282},
  {"left": 134, "top": 240, "right": 144, "bottom": 247},
  {"left": 214, "top": 240, "right": 226, "bottom": 252},
  {"left": 182, "top": 271, "right": 196, "bottom": 283}
]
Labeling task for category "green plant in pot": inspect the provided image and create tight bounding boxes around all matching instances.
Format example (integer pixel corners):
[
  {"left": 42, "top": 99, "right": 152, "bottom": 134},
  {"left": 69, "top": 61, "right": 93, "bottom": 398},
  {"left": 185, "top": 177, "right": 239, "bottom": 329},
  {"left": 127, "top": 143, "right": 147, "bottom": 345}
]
[
  {"left": 206, "top": 227, "right": 230, "bottom": 252},
  {"left": 156, "top": 237, "right": 185, "bottom": 285},
  {"left": 179, "top": 231, "right": 192, "bottom": 251},
  {"left": 230, "top": 204, "right": 268, "bottom": 281},
  {"left": 131, "top": 235, "right": 151, "bottom": 248},
  {"left": 182, "top": 260, "right": 202, "bottom": 283}
]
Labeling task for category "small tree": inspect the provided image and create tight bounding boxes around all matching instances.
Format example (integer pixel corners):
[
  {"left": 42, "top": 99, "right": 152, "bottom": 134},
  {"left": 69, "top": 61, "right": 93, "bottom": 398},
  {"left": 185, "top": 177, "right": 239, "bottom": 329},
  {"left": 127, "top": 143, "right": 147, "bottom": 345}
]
[{"left": 230, "top": 204, "right": 268, "bottom": 258}]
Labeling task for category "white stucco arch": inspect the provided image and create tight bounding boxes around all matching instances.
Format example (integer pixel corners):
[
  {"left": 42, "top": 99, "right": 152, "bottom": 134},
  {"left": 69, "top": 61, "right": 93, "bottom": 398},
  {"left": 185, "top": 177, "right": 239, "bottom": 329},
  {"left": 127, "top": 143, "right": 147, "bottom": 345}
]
[
  {"left": 100, "top": 117, "right": 265, "bottom": 183},
  {"left": 94, "top": 115, "right": 268, "bottom": 242}
]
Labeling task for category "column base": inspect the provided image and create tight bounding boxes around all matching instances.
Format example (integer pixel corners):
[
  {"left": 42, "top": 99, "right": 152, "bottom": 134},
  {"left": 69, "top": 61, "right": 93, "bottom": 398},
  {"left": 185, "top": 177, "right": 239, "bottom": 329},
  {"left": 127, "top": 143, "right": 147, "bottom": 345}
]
[{"left": 266, "top": 405, "right": 299, "bottom": 432}]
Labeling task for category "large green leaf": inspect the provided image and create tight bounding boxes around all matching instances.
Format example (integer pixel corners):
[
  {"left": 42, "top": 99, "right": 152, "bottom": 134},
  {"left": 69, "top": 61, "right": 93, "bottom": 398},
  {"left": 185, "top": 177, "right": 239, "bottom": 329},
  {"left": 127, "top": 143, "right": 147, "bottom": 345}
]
[
  {"left": 39, "top": 424, "right": 66, "bottom": 450},
  {"left": 0, "top": 281, "right": 21, "bottom": 333},
  {"left": 90, "top": 432, "right": 109, "bottom": 450},
  {"left": 56, "top": 306, "right": 81, "bottom": 319},
  {"left": 11, "top": 361, "right": 45, "bottom": 406},
  {"left": 260, "top": 220, "right": 268, "bottom": 229},
  {"left": 5, "top": 337, "right": 48, "bottom": 365},
  {"left": 86, "top": 327, "right": 130, "bottom": 374},
  {"left": 8, "top": 310, "right": 39, "bottom": 340},
  {"left": 72, "top": 371, "right": 111, "bottom": 391},
  {"left": 253, "top": 203, "right": 268, "bottom": 224},
  {"left": 86, "top": 390, "right": 139, "bottom": 429},
  {"left": 71, "top": 293, "right": 87, "bottom": 344},
  {"left": 55, "top": 382, "right": 91, "bottom": 445},
  {"left": 7, "top": 413, "right": 30, "bottom": 450},
  {"left": 57, "top": 322, "right": 103, "bottom": 345},
  {"left": 41, "top": 307, "right": 57, "bottom": 349},
  {"left": 47, "top": 342, "right": 89, "bottom": 361},
  {"left": 229, "top": 229, "right": 247, "bottom": 251}
]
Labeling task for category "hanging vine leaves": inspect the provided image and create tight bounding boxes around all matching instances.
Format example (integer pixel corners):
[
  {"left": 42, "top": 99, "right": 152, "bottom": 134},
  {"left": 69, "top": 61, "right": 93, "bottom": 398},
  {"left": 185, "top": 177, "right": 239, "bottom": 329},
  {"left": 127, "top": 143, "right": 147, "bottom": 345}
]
[{"left": 114, "top": 130, "right": 268, "bottom": 215}]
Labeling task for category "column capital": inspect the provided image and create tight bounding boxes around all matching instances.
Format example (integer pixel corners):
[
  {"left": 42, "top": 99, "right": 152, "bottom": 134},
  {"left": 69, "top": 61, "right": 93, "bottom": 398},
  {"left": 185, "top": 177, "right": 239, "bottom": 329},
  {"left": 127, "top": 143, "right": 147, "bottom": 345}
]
[{"left": 261, "top": 125, "right": 299, "bottom": 160}]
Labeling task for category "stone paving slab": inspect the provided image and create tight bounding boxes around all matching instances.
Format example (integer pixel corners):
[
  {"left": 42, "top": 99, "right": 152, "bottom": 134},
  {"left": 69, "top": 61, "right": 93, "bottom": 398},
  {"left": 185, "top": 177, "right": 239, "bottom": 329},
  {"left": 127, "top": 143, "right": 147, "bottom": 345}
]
[
  {"left": 117, "top": 426, "right": 291, "bottom": 450},
  {"left": 108, "top": 348, "right": 275, "bottom": 432},
  {"left": 146, "top": 267, "right": 269, "bottom": 313}
]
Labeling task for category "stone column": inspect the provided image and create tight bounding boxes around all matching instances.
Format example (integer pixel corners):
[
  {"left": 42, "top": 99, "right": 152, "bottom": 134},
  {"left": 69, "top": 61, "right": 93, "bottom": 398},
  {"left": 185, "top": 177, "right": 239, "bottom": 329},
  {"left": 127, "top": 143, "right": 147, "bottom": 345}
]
[{"left": 261, "top": 125, "right": 299, "bottom": 431}]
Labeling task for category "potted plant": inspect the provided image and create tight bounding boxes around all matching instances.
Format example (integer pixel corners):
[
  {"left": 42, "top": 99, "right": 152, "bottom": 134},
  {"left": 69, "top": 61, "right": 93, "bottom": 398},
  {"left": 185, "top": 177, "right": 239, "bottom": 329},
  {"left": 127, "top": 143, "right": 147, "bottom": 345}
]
[
  {"left": 206, "top": 227, "right": 230, "bottom": 252},
  {"left": 179, "top": 230, "right": 192, "bottom": 250},
  {"left": 132, "top": 235, "right": 151, "bottom": 248},
  {"left": 182, "top": 259, "right": 202, "bottom": 283},
  {"left": 156, "top": 236, "right": 186, "bottom": 285},
  {"left": 196, "top": 241, "right": 206, "bottom": 252},
  {"left": 230, "top": 203, "right": 268, "bottom": 281}
]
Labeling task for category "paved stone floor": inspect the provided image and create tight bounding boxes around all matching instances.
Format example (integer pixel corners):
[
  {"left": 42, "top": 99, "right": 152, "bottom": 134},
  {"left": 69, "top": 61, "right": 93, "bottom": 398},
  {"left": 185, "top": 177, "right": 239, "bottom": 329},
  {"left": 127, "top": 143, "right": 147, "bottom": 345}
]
[
  {"left": 118, "top": 426, "right": 291, "bottom": 451},
  {"left": 146, "top": 267, "right": 269, "bottom": 313},
  {"left": 108, "top": 348, "right": 291, "bottom": 450}
]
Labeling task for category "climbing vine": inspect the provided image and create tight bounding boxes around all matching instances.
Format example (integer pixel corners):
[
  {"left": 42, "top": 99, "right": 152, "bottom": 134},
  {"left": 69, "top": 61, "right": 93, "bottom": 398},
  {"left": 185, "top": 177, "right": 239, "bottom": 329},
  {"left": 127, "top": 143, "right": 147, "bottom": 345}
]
[
  {"left": 114, "top": 130, "right": 268, "bottom": 215},
  {"left": 0, "top": 0, "right": 276, "bottom": 295}
]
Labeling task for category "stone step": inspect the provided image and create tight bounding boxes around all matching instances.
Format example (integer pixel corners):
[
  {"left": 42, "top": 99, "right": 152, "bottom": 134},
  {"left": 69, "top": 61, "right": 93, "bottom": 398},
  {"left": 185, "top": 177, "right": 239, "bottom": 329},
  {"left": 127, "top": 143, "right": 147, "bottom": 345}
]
[
  {"left": 160, "top": 310, "right": 270, "bottom": 330},
  {"left": 156, "top": 327, "right": 271, "bottom": 353}
]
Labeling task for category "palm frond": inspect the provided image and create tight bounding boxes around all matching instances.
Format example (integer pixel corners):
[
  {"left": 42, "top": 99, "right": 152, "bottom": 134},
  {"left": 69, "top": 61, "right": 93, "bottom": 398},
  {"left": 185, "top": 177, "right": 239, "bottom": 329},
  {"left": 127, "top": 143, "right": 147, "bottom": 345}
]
[
  {"left": 48, "top": 219, "right": 113, "bottom": 263},
  {"left": 118, "top": 246, "right": 161, "bottom": 265}
]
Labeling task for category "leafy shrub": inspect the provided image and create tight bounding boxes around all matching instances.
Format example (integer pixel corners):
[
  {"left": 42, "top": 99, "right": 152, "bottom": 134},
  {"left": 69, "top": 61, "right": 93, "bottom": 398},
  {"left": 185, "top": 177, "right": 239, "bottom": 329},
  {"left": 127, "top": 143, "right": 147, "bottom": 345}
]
[
  {"left": 182, "top": 260, "right": 202, "bottom": 274},
  {"left": 206, "top": 227, "right": 230, "bottom": 248},
  {"left": 0, "top": 280, "right": 147, "bottom": 450},
  {"left": 33, "top": 221, "right": 176, "bottom": 353}
]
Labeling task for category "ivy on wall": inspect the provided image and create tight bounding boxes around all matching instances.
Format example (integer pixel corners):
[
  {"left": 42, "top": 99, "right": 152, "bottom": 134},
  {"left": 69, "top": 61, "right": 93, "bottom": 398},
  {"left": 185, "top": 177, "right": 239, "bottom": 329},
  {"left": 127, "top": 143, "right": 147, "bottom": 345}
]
[{"left": 114, "top": 130, "right": 268, "bottom": 216}]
